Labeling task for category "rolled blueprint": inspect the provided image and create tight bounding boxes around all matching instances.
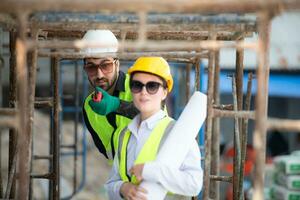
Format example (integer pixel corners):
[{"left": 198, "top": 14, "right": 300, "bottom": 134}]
[{"left": 140, "top": 91, "right": 207, "bottom": 199}]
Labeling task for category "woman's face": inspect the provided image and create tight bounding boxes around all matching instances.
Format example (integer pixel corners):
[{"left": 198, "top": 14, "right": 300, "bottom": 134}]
[{"left": 130, "top": 73, "right": 168, "bottom": 118}]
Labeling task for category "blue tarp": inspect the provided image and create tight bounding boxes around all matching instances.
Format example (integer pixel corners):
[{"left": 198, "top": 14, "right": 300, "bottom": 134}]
[{"left": 200, "top": 71, "right": 300, "bottom": 98}]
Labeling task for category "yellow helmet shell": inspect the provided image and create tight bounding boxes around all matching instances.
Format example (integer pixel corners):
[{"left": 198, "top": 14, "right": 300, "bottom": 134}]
[{"left": 128, "top": 57, "right": 173, "bottom": 92}]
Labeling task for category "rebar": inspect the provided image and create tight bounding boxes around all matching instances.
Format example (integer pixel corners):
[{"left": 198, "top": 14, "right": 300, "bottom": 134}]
[
  {"left": 8, "top": 30, "right": 17, "bottom": 199},
  {"left": 239, "top": 72, "right": 253, "bottom": 200},
  {"left": 252, "top": 12, "right": 271, "bottom": 200},
  {"left": 15, "top": 12, "right": 30, "bottom": 200},
  {"left": 203, "top": 41, "right": 215, "bottom": 200},
  {"left": 49, "top": 53, "right": 60, "bottom": 200},
  {"left": 232, "top": 75, "right": 242, "bottom": 200},
  {"left": 0, "top": 0, "right": 299, "bottom": 13},
  {"left": 210, "top": 50, "right": 220, "bottom": 200}
]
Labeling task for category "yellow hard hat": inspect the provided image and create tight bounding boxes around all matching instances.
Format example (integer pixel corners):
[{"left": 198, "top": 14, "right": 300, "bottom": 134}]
[{"left": 128, "top": 57, "right": 173, "bottom": 92}]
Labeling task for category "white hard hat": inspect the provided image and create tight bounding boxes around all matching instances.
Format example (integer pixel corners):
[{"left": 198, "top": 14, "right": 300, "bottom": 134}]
[{"left": 81, "top": 30, "right": 118, "bottom": 54}]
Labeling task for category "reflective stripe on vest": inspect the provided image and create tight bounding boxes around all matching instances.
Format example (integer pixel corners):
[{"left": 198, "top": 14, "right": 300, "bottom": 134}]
[
  {"left": 118, "top": 116, "right": 174, "bottom": 184},
  {"left": 83, "top": 74, "right": 132, "bottom": 160}
]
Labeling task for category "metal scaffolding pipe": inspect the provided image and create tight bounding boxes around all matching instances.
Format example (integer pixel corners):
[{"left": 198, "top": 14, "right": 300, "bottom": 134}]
[
  {"left": 28, "top": 39, "right": 257, "bottom": 51},
  {"left": 7, "top": 30, "right": 17, "bottom": 199},
  {"left": 37, "top": 51, "right": 209, "bottom": 60},
  {"left": 203, "top": 47, "right": 215, "bottom": 200},
  {"left": 0, "top": 119, "right": 17, "bottom": 129},
  {"left": 267, "top": 119, "right": 300, "bottom": 131},
  {"left": 27, "top": 28, "right": 39, "bottom": 200},
  {"left": 213, "top": 109, "right": 255, "bottom": 119},
  {"left": 232, "top": 76, "right": 242, "bottom": 200},
  {"left": 252, "top": 12, "right": 271, "bottom": 200},
  {"left": 185, "top": 63, "right": 191, "bottom": 103},
  {"left": 15, "top": 12, "right": 30, "bottom": 200},
  {"left": 239, "top": 72, "right": 253, "bottom": 200},
  {"left": 194, "top": 58, "right": 201, "bottom": 91},
  {"left": 30, "top": 173, "right": 54, "bottom": 180},
  {"left": 210, "top": 50, "right": 220, "bottom": 200},
  {"left": 49, "top": 53, "right": 60, "bottom": 200},
  {"left": 210, "top": 175, "right": 233, "bottom": 183},
  {"left": 0, "top": 0, "right": 299, "bottom": 14},
  {"left": 0, "top": 108, "right": 17, "bottom": 115},
  {"left": 235, "top": 38, "right": 245, "bottom": 200}
]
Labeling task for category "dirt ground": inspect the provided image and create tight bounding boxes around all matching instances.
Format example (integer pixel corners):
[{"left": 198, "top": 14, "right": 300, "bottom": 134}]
[{"left": 0, "top": 111, "right": 111, "bottom": 200}]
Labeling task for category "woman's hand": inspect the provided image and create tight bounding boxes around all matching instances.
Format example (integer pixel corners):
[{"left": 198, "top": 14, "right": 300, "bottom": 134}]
[
  {"left": 129, "top": 164, "right": 144, "bottom": 182},
  {"left": 120, "top": 182, "right": 147, "bottom": 200}
]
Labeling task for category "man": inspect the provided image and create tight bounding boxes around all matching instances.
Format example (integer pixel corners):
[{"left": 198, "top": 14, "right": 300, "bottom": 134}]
[{"left": 81, "top": 30, "right": 138, "bottom": 161}]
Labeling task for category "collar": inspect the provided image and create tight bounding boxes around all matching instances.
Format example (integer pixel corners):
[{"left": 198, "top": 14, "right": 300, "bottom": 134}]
[
  {"left": 114, "top": 71, "right": 126, "bottom": 93},
  {"left": 128, "top": 110, "right": 166, "bottom": 134}
]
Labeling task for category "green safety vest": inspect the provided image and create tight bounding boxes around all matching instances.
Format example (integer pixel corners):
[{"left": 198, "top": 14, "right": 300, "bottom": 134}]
[
  {"left": 118, "top": 116, "right": 174, "bottom": 184},
  {"left": 83, "top": 74, "right": 132, "bottom": 161}
]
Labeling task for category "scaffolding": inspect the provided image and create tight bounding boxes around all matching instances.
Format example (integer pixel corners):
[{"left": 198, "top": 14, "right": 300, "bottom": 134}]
[{"left": 0, "top": 0, "right": 300, "bottom": 200}]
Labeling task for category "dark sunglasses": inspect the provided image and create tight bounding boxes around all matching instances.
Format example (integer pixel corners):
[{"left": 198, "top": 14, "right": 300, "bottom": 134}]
[
  {"left": 84, "top": 59, "right": 116, "bottom": 74},
  {"left": 130, "top": 80, "right": 164, "bottom": 95}
]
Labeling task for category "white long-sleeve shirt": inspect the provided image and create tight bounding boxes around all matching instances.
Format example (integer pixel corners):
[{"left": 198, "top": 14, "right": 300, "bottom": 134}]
[{"left": 104, "top": 110, "right": 203, "bottom": 200}]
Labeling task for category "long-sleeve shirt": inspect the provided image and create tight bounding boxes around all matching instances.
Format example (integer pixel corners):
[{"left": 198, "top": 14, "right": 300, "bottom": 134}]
[{"left": 104, "top": 110, "right": 203, "bottom": 199}]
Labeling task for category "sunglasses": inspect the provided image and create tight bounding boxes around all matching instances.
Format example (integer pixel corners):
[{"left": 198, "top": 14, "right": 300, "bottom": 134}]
[
  {"left": 130, "top": 80, "right": 165, "bottom": 95},
  {"left": 84, "top": 59, "right": 116, "bottom": 74}
]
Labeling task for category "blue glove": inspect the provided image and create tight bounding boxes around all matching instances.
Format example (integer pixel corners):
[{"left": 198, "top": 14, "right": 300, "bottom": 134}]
[{"left": 89, "top": 87, "right": 120, "bottom": 115}]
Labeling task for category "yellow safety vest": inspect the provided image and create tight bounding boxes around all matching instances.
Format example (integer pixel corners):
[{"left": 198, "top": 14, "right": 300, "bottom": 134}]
[
  {"left": 118, "top": 116, "right": 174, "bottom": 184},
  {"left": 83, "top": 74, "right": 132, "bottom": 161}
]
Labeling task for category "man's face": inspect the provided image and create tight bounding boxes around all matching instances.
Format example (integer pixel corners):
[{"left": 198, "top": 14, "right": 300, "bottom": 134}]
[{"left": 84, "top": 57, "right": 119, "bottom": 91}]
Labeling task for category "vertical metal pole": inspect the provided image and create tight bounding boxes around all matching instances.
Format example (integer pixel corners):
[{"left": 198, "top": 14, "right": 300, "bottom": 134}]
[
  {"left": 210, "top": 50, "right": 220, "bottom": 200},
  {"left": 252, "top": 12, "right": 271, "bottom": 200},
  {"left": 185, "top": 63, "right": 191, "bottom": 103},
  {"left": 15, "top": 12, "right": 30, "bottom": 200},
  {"left": 194, "top": 58, "right": 201, "bottom": 92},
  {"left": 234, "top": 38, "right": 244, "bottom": 200},
  {"left": 0, "top": 127, "right": 2, "bottom": 198},
  {"left": 232, "top": 76, "right": 241, "bottom": 200},
  {"left": 192, "top": 58, "right": 200, "bottom": 200},
  {"left": 8, "top": 30, "right": 17, "bottom": 199},
  {"left": 0, "top": 28, "right": 3, "bottom": 198},
  {"left": 239, "top": 73, "right": 253, "bottom": 200},
  {"left": 236, "top": 38, "right": 244, "bottom": 113},
  {"left": 73, "top": 61, "right": 80, "bottom": 193},
  {"left": 203, "top": 50, "right": 215, "bottom": 200},
  {"left": 50, "top": 55, "right": 60, "bottom": 200},
  {"left": 28, "top": 28, "right": 39, "bottom": 200}
]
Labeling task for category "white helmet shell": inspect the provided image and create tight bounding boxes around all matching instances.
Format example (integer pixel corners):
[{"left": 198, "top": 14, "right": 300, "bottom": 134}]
[{"left": 81, "top": 30, "right": 118, "bottom": 54}]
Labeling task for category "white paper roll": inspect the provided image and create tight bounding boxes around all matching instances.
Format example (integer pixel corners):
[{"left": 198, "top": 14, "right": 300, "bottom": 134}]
[{"left": 140, "top": 91, "right": 207, "bottom": 199}]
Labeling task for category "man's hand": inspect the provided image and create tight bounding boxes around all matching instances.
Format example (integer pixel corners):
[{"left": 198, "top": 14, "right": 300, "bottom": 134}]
[
  {"left": 88, "top": 87, "right": 120, "bottom": 115},
  {"left": 129, "top": 164, "right": 145, "bottom": 183},
  {"left": 120, "top": 182, "right": 147, "bottom": 200}
]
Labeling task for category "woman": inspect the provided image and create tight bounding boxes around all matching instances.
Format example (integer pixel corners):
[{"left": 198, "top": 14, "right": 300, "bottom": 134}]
[{"left": 105, "top": 57, "right": 203, "bottom": 200}]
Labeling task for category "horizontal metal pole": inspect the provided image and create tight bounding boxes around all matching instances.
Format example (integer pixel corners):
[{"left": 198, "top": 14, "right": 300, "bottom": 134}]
[
  {"left": 0, "top": 114, "right": 17, "bottom": 128},
  {"left": 38, "top": 51, "right": 209, "bottom": 61},
  {"left": 210, "top": 175, "right": 233, "bottom": 183},
  {"left": 30, "top": 173, "right": 54, "bottom": 180},
  {"left": 213, "top": 108, "right": 255, "bottom": 119},
  {"left": 34, "top": 97, "right": 53, "bottom": 108},
  {"left": 213, "top": 104, "right": 233, "bottom": 110},
  {"left": 267, "top": 118, "right": 300, "bottom": 131},
  {"left": 0, "top": 0, "right": 299, "bottom": 14},
  {"left": 0, "top": 108, "right": 17, "bottom": 115},
  {"left": 30, "top": 13, "right": 257, "bottom": 25},
  {"left": 60, "top": 144, "right": 76, "bottom": 149},
  {"left": 29, "top": 40, "right": 257, "bottom": 51},
  {"left": 33, "top": 155, "right": 53, "bottom": 160}
]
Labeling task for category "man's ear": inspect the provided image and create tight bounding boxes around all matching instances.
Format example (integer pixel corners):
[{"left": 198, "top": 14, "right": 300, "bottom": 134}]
[{"left": 115, "top": 59, "right": 120, "bottom": 66}]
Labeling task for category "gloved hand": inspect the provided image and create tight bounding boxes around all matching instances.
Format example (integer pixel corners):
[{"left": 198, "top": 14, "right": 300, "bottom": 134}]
[{"left": 89, "top": 87, "right": 120, "bottom": 115}]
